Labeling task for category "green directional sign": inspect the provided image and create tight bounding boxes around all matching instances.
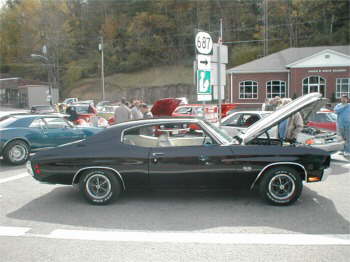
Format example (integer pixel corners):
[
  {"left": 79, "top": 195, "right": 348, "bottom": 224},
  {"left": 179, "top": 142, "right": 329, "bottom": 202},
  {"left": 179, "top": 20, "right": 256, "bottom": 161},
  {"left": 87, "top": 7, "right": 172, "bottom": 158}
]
[{"left": 197, "top": 70, "right": 212, "bottom": 101}]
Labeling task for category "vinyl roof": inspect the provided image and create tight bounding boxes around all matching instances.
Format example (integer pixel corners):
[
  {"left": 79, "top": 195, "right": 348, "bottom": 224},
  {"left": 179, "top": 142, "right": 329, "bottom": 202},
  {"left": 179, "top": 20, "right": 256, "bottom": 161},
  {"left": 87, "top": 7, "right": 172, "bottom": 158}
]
[{"left": 227, "top": 45, "right": 350, "bottom": 74}]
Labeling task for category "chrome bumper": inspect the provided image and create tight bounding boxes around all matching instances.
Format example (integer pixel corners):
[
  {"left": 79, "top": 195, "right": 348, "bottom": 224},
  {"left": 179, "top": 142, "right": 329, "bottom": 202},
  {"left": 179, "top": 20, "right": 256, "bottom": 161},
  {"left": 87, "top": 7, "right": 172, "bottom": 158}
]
[
  {"left": 26, "top": 161, "right": 34, "bottom": 177},
  {"left": 321, "top": 167, "right": 332, "bottom": 182}
]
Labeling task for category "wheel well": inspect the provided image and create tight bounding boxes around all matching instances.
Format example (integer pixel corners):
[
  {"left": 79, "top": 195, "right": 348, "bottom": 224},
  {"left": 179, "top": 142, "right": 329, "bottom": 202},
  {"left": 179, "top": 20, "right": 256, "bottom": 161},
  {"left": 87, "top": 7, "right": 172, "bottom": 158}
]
[
  {"left": 73, "top": 167, "right": 126, "bottom": 190},
  {"left": 252, "top": 163, "right": 306, "bottom": 189},
  {"left": 4, "top": 138, "right": 30, "bottom": 151}
]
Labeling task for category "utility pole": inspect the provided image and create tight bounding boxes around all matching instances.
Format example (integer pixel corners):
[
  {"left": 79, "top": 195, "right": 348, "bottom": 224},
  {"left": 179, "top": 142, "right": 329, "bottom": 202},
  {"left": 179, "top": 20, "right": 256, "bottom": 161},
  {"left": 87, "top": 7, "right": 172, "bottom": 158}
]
[
  {"left": 99, "top": 36, "right": 105, "bottom": 101},
  {"left": 263, "top": 0, "right": 269, "bottom": 56},
  {"left": 218, "top": 18, "right": 223, "bottom": 124}
]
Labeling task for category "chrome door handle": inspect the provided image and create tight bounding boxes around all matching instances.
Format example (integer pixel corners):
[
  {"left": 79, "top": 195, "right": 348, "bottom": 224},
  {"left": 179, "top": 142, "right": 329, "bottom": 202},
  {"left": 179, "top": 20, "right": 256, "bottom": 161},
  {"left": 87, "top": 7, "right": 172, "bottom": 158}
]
[
  {"left": 199, "top": 155, "right": 209, "bottom": 162},
  {"left": 152, "top": 152, "right": 165, "bottom": 158}
]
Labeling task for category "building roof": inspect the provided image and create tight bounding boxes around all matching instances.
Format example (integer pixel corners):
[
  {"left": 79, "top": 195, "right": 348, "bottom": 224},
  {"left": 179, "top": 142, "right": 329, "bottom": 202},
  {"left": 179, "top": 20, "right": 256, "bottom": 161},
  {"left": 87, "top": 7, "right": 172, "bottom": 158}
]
[{"left": 227, "top": 45, "right": 350, "bottom": 74}]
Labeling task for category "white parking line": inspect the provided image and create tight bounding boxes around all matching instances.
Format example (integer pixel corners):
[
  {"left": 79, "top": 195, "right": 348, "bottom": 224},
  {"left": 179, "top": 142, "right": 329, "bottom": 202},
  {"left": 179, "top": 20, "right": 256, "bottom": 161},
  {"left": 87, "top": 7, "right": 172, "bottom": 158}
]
[
  {"left": 45, "top": 230, "right": 350, "bottom": 245},
  {"left": 0, "top": 226, "right": 31, "bottom": 236},
  {"left": 1, "top": 226, "right": 349, "bottom": 246},
  {"left": 0, "top": 173, "right": 29, "bottom": 184}
]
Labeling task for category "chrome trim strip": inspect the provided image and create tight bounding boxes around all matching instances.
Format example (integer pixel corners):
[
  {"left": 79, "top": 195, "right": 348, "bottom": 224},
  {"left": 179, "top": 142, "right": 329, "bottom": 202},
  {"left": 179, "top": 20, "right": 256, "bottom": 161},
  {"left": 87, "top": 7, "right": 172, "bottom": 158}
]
[
  {"left": 250, "top": 162, "right": 308, "bottom": 190},
  {"left": 72, "top": 166, "right": 126, "bottom": 190}
]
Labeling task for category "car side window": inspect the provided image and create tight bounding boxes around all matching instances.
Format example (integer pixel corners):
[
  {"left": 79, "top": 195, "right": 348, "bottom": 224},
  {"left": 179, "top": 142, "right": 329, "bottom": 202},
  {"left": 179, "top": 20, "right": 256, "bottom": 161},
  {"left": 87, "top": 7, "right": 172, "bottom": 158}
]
[
  {"left": 29, "top": 119, "right": 45, "bottom": 128},
  {"left": 222, "top": 113, "right": 242, "bottom": 126},
  {"left": 122, "top": 123, "right": 215, "bottom": 148},
  {"left": 43, "top": 118, "right": 71, "bottom": 129}
]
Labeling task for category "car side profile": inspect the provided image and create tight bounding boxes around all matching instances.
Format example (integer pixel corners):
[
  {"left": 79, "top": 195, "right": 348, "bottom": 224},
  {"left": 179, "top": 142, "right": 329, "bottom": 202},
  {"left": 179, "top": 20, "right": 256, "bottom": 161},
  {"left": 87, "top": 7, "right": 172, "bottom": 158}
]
[
  {"left": 28, "top": 92, "right": 331, "bottom": 206},
  {"left": 0, "top": 114, "right": 102, "bottom": 165}
]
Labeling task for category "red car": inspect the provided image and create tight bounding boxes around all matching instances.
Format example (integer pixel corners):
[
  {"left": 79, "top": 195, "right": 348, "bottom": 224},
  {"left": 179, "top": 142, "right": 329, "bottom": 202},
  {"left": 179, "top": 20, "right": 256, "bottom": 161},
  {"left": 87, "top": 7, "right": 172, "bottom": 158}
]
[
  {"left": 307, "top": 111, "right": 337, "bottom": 132},
  {"left": 151, "top": 98, "right": 237, "bottom": 123}
]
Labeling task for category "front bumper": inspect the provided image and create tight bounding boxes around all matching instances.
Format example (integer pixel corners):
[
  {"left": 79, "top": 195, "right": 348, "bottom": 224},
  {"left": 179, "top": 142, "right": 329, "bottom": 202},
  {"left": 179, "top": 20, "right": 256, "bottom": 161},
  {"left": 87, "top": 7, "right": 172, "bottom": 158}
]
[
  {"left": 311, "top": 141, "right": 345, "bottom": 153},
  {"left": 321, "top": 167, "right": 332, "bottom": 182},
  {"left": 26, "top": 161, "right": 34, "bottom": 176}
]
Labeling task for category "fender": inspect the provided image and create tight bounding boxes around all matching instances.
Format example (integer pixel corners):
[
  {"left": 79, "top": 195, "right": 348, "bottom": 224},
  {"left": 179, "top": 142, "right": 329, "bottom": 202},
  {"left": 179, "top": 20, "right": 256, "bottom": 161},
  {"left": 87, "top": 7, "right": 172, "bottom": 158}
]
[
  {"left": 72, "top": 166, "right": 126, "bottom": 190},
  {"left": 250, "top": 162, "right": 307, "bottom": 190}
]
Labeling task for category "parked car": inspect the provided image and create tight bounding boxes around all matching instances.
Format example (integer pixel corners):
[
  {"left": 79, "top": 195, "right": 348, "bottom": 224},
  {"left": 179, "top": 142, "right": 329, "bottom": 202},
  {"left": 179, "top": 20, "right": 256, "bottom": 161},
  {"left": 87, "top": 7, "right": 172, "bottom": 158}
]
[
  {"left": 30, "top": 105, "right": 56, "bottom": 114},
  {"left": 220, "top": 108, "right": 343, "bottom": 153},
  {"left": 62, "top": 97, "right": 78, "bottom": 105},
  {"left": 96, "top": 101, "right": 112, "bottom": 111},
  {"left": 28, "top": 93, "right": 331, "bottom": 206},
  {"left": 151, "top": 98, "right": 185, "bottom": 117},
  {"left": 0, "top": 114, "right": 102, "bottom": 165},
  {"left": 97, "top": 105, "right": 119, "bottom": 125},
  {"left": 307, "top": 110, "right": 337, "bottom": 132},
  {"left": 172, "top": 104, "right": 218, "bottom": 122},
  {"left": 65, "top": 103, "right": 97, "bottom": 124}
]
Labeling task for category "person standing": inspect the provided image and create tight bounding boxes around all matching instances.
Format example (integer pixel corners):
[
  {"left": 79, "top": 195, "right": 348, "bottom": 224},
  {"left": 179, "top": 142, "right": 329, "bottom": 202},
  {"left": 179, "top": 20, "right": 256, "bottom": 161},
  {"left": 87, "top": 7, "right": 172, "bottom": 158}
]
[
  {"left": 334, "top": 95, "right": 350, "bottom": 156},
  {"left": 278, "top": 98, "right": 303, "bottom": 143},
  {"left": 140, "top": 103, "right": 153, "bottom": 119},
  {"left": 131, "top": 99, "right": 143, "bottom": 120},
  {"left": 114, "top": 98, "right": 132, "bottom": 124}
]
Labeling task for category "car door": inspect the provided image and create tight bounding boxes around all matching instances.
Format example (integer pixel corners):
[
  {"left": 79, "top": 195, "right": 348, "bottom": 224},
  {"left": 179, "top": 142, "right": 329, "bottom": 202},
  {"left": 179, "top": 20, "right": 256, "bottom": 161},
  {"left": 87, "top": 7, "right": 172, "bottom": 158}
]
[
  {"left": 42, "top": 117, "right": 85, "bottom": 146},
  {"left": 148, "top": 122, "right": 237, "bottom": 189}
]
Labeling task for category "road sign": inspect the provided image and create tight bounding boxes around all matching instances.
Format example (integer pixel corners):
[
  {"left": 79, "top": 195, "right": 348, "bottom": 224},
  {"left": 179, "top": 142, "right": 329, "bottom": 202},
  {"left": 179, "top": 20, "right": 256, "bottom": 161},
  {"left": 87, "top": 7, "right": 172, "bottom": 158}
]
[
  {"left": 195, "top": 32, "right": 213, "bottom": 55},
  {"left": 211, "top": 44, "right": 228, "bottom": 64},
  {"left": 197, "top": 54, "right": 211, "bottom": 70},
  {"left": 197, "top": 70, "right": 212, "bottom": 101}
]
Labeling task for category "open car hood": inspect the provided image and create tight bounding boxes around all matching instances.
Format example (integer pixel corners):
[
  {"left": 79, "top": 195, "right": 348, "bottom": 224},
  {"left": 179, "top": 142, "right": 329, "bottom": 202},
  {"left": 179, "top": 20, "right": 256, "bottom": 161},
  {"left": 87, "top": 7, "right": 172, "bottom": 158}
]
[{"left": 241, "top": 93, "right": 327, "bottom": 144}]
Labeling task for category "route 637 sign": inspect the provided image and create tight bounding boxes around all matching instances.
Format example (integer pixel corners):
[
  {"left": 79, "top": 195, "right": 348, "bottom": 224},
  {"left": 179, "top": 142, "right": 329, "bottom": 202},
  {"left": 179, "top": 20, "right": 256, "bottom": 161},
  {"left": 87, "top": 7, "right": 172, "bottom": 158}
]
[{"left": 195, "top": 31, "right": 213, "bottom": 55}]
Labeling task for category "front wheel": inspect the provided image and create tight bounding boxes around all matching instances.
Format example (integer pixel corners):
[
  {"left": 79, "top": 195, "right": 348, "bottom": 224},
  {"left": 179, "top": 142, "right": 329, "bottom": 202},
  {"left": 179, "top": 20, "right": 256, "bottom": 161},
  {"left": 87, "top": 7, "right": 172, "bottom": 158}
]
[
  {"left": 259, "top": 167, "right": 303, "bottom": 206},
  {"left": 79, "top": 169, "right": 122, "bottom": 205},
  {"left": 3, "top": 140, "right": 29, "bottom": 165}
]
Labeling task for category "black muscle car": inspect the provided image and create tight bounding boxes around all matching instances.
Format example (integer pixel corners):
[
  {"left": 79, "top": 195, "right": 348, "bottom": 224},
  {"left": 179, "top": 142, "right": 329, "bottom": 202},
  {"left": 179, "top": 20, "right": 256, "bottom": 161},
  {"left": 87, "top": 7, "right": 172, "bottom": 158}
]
[{"left": 28, "top": 93, "right": 331, "bottom": 206}]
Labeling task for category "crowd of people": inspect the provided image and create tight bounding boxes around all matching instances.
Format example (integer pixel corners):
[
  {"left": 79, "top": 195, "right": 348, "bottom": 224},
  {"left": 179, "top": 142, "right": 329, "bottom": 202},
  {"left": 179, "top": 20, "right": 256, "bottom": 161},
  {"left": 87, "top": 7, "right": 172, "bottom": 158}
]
[{"left": 113, "top": 98, "right": 153, "bottom": 124}]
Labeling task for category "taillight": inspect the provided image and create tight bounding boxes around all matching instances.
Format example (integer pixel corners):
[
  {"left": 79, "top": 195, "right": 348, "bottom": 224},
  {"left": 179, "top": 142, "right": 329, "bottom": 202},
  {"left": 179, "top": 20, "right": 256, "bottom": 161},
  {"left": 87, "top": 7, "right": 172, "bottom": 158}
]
[{"left": 34, "top": 164, "right": 41, "bottom": 175}]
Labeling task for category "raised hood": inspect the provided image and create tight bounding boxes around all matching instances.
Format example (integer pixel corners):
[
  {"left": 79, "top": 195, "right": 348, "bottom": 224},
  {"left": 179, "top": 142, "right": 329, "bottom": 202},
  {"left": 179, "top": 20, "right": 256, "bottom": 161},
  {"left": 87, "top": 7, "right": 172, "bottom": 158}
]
[{"left": 241, "top": 93, "right": 326, "bottom": 144}]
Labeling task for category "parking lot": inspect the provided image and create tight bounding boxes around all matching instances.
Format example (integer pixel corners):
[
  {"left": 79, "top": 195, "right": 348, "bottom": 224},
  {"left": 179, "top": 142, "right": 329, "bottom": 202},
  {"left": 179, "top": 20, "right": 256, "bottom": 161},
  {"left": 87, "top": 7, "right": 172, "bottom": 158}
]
[{"left": 0, "top": 153, "right": 349, "bottom": 262}]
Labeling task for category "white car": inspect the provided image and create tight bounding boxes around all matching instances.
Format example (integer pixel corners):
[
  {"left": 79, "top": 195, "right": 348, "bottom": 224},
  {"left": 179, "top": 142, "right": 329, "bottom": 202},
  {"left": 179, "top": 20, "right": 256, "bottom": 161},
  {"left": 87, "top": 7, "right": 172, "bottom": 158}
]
[{"left": 220, "top": 110, "right": 344, "bottom": 153}]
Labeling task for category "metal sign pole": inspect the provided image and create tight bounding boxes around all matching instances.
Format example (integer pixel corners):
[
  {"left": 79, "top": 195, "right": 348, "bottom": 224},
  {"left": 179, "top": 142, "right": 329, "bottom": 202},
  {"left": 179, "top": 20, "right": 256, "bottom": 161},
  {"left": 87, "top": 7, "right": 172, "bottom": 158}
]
[{"left": 217, "top": 18, "right": 223, "bottom": 125}]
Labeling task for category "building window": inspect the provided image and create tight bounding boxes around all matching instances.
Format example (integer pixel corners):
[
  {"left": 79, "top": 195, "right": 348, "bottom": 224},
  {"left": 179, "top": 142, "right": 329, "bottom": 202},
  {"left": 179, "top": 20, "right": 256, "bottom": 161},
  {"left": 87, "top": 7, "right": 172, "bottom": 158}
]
[
  {"left": 239, "top": 81, "right": 258, "bottom": 99},
  {"left": 302, "top": 76, "right": 326, "bottom": 97},
  {"left": 266, "top": 80, "right": 287, "bottom": 98},
  {"left": 336, "top": 78, "right": 350, "bottom": 98}
]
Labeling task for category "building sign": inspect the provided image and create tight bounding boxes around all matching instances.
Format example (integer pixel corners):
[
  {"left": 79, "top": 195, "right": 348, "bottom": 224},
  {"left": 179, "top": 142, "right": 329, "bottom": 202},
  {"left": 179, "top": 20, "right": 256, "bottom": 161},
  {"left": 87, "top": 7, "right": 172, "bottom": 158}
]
[{"left": 308, "top": 68, "right": 347, "bottom": 73}]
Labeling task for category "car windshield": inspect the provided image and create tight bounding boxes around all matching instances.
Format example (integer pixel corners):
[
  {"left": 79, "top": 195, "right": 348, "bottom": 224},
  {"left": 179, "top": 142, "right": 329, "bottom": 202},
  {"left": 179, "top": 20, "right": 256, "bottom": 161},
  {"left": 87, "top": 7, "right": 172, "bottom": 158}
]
[{"left": 204, "top": 120, "right": 235, "bottom": 144}]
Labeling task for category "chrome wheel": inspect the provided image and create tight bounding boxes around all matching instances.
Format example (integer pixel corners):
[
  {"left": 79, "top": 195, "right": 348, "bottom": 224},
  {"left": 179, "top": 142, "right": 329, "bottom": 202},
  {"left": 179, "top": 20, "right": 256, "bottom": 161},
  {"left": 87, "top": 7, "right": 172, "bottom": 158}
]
[
  {"left": 8, "top": 144, "right": 28, "bottom": 163},
  {"left": 268, "top": 174, "right": 295, "bottom": 201},
  {"left": 85, "top": 174, "right": 112, "bottom": 200}
]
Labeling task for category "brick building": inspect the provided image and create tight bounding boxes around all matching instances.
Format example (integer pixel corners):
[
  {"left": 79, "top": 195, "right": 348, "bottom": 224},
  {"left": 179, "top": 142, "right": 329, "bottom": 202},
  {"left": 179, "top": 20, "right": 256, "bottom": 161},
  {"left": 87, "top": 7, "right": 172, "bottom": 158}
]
[{"left": 227, "top": 45, "right": 350, "bottom": 108}]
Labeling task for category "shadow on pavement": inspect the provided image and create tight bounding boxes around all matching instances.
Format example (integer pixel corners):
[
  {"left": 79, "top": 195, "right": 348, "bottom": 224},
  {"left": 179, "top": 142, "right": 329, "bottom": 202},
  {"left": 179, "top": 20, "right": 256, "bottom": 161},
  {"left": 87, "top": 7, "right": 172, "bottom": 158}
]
[{"left": 7, "top": 186, "right": 350, "bottom": 234}]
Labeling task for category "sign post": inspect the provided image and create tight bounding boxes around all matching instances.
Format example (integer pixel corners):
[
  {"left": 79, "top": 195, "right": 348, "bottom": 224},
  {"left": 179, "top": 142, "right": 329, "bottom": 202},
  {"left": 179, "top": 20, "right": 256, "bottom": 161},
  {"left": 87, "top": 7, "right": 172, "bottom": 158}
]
[{"left": 195, "top": 31, "right": 213, "bottom": 102}]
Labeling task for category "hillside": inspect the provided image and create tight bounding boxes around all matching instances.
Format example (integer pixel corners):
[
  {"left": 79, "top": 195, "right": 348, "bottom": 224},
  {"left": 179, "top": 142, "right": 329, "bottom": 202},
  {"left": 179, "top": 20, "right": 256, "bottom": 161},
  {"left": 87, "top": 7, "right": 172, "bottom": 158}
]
[{"left": 68, "top": 65, "right": 194, "bottom": 101}]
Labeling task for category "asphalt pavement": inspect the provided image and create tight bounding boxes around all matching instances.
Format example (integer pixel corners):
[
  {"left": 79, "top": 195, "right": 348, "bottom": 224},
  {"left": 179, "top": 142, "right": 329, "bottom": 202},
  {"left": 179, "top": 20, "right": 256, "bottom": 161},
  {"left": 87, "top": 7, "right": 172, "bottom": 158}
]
[{"left": 0, "top": 154, "right": 349, "bottom": 262}]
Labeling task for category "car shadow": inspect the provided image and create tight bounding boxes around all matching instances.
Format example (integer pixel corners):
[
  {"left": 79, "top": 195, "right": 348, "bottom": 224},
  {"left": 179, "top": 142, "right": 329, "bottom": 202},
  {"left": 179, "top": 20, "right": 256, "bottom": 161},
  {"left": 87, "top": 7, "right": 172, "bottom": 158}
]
[{"left": 7, "top": 186, "right": 350, "bottom": 234}]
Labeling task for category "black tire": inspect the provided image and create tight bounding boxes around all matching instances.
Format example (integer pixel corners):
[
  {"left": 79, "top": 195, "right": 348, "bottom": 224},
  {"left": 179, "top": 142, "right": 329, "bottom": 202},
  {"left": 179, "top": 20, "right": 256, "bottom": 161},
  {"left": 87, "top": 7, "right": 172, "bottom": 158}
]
[
  {"left": 3, "top": 140, "right": 29, "bottom": 165},
  {"left": 79, "top": 169, "right": 121, "bottom": 205},
  {"left": 259, "top": 167, "right": 303, "bottom": 206}
]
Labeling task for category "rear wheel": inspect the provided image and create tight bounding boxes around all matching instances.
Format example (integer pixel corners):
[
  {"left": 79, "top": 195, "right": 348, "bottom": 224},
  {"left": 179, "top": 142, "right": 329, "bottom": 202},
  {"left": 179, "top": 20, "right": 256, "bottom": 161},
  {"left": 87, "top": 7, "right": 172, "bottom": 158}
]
[
  {"left": 79, "top": 169, "right": 121, "bottom": 205},
  {"left": 259, "top": 167, "right": 302, "bottom": 206},
  {"left": 3, "top": 140, "right": 29, "bottom": 165}
]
